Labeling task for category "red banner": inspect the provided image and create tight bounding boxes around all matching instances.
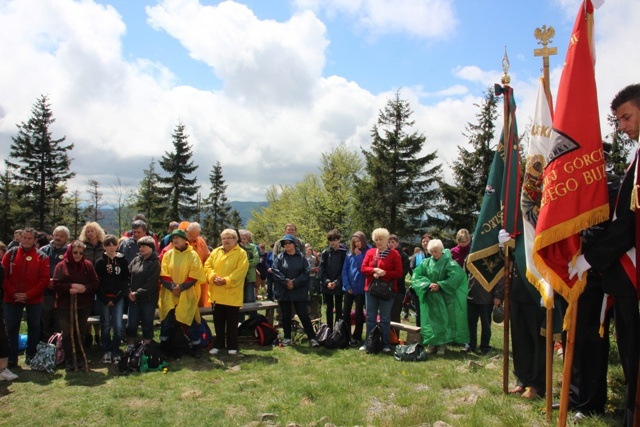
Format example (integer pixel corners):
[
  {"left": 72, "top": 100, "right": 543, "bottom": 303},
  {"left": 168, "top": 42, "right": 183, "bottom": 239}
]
[{"left": 532, "top": 0, "right": 608, "bottom": 306}]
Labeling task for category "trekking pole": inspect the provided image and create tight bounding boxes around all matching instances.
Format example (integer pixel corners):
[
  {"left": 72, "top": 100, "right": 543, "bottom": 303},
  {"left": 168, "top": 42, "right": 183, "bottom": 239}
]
[
  {"left": 69, "top": 295, "right": 78, "bottom": 372},
  {"left": 72, "top": 294, "right": 89, "bottom": 372}
]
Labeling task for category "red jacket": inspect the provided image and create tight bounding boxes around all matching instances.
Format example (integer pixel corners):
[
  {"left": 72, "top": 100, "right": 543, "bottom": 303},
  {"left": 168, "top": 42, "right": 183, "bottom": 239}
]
[
  {"left": 2, "top": 245, "right": 50, "bottom": 305},
  {"left": 361, "top": 248, "right": 403, "bottom": 293}
]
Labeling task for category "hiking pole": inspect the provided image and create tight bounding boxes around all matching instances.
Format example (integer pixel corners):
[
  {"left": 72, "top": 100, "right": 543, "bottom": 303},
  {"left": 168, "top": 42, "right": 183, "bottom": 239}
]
[
  {"left": 69, "top": 295, "right": 78, "bottom": 372},
  {"left": 72, "top": 294, "right": 89, "bottom": 372}
]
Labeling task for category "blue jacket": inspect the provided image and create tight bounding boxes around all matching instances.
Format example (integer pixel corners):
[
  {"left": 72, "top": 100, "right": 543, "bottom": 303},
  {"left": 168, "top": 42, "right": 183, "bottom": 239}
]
[
  {"left": 342, "top": 247, "right": 369, "bottom": 295},
  {"left": 272, "top": 249, "right": 310, "bottom": 301}
]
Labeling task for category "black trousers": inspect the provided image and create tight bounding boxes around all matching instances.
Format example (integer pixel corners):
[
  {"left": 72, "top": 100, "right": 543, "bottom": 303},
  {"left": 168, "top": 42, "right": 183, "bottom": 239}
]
[
  {"left": 560, "top": 282, "right": 609, "bottom": 415},
  {"left": 510, "top": 300, "right": 546, "bottom": 394},
  {"left": 613, "top": 295, "right": 640, "bottom": 426}
]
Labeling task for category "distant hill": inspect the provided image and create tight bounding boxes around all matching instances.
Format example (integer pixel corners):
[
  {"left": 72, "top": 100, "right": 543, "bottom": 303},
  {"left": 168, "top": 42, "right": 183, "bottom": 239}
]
[{"left": 97, "top": 201, "right": 268, "bottom": 236}]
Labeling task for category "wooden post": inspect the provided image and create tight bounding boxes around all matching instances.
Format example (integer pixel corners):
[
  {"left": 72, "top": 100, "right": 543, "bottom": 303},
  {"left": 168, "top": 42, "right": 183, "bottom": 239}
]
[{"left": 534, "top": 25, "right": 557, "bottom": 422}]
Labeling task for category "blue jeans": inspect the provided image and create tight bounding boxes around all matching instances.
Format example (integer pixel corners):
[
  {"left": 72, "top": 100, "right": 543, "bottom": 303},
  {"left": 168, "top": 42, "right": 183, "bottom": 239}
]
[
  {"left": 4, "top": 302, "right": 42, "bottom": 364},
  {"left": 97, "top": 299, "right": 124, "bottom": 355},
  {"left": 159, "top": 309, "right": 200, "bottom": 344},
  {"left": 365, "top": 293, "right": 394, "bottom": 348},
  {"left": 126, "top": 300, "right": 156, "bottom": 340},
  {"left": 241, "top": 282, "right": 257, "bottom": 321}
]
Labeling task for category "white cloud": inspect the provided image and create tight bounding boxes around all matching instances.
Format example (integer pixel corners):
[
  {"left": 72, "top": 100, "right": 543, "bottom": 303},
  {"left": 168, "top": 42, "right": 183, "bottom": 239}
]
[{"left": 293, "top": 0, "right": 457, "bottom": 40}]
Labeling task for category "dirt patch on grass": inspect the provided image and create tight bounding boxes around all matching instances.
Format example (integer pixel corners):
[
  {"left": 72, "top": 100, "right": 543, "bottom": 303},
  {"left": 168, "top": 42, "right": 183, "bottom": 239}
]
[
  {"left": 181, "top": 389, "right": 202, "bottom": 399},
  {"left": 224, "top": 404, "right": 249, "bottom": 419},
  {"left": 442, "top": 384, "right": 488, "bottom": 406},
  {"left": 366, "top": 394, "right": 408, "bottom": 423}
]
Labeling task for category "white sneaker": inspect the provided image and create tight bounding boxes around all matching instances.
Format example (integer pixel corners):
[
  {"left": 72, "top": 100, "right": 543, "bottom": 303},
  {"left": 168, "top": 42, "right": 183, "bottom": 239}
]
[
  {"left": 227, "top": 350, "right": 237, "bottom": 355},
  {"left": 358, "top": 345, "right": 366, "bottom": 351},
  {"left": 0, "top": 368, "right": 18, "bottom": 381},
  {"left": 281, "top": 339, "right": 291, "bottom": 347},
  {"left": 209, "top": 348, "right": 220, "bottom": 355},
  {"left": 382, "top": 347, "right": 392, "bottom": 353},
  {"left": 101, "top": 352, "right": 112, "bottom": 364}
]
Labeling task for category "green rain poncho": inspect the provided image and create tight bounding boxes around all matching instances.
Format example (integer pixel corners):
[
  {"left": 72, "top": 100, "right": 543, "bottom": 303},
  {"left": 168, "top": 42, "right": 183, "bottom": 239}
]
[{"left": 411, "top": 249, "right": 469, "bottom": 345}]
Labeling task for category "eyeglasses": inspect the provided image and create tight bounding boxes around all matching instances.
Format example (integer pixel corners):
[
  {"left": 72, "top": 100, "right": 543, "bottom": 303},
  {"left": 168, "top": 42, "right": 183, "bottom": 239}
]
[
  {"left": 283, "top": 241, "right": 294, "bottom": 245},
  {"left": 72, "top": 251, "right": 84, "bottom": 255}
]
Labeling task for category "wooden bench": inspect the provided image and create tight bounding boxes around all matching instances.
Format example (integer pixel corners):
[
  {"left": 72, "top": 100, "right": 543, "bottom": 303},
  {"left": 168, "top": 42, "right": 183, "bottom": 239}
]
[
  {"left": 87, "top": 314, "right": 129, "bottom": 326},
  {"left": 390, "top": 321, "right": 422, "bottom": 344},
  {"left": 199, "top": 300, "right": 279, "bottom": 325},
  {"left": 87, "top": 301, "right": 280, "bottom": 327}
]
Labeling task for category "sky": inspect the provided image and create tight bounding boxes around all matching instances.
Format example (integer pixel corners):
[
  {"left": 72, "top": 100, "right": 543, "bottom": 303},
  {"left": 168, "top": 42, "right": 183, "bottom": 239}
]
[{"left": 0, "top": 0, "right": 638, "bottom": 204}]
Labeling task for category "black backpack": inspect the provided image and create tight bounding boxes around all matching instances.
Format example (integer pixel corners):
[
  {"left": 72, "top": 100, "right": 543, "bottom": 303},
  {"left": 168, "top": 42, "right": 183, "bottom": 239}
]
[
  {"left": 239, "top": 315, "right": 269, "bottom": 337},
  {"left": 315, "top": 323, "right": 332, "bottom": 347},
  {"left": 119, "top": 341, "right": 147, "bottom": 374},
  {"left": 328, "top": 319, "right": 349, "bottom": 349},
  {"left": 255, "top": 321, "right": 279, "bottom": 346},
  {"left": 365, "top": 324, "right": 383, "bottom": 354}
]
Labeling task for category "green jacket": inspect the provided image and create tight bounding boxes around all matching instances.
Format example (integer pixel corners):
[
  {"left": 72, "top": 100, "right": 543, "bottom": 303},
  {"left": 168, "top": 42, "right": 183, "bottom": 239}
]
[
  {"left": 242, "top": 242, "right": 260, "bottom": 283},
  {"left": 411, "top": 249, "right": 469, "bottom": 346}
]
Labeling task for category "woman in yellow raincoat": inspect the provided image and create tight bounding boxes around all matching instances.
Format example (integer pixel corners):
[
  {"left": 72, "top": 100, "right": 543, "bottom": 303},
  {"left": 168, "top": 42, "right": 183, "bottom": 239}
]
[
  {"left": 204, "top": 229, "right": 249, "bottom": 356},
  {"left": 158, "top": 229, "right": 206, "bottom": 357}
]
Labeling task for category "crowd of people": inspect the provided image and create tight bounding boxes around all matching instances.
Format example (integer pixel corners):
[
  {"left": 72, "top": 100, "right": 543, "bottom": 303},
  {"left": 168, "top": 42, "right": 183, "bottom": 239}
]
[{"left": 1, "top": 82, "right": 639, "bottom": 424}]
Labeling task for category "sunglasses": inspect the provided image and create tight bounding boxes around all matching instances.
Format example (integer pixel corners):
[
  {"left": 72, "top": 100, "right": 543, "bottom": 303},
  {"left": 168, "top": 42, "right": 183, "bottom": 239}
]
[
  {"left": 72, "top": 251, "right": 84, "bottom": 255},
  {"left": 283, "top": 240, "right": 294, "bottom": 245}
]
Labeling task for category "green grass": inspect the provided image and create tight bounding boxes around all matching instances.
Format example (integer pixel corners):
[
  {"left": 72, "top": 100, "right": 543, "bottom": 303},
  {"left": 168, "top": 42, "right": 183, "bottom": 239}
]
[{"left": 0, "top": 321, "right": 626, "bottom": 426}]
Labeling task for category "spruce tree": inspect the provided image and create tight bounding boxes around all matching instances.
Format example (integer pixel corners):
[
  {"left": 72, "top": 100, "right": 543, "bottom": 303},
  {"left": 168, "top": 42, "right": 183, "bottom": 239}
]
[
  {"left": 134, "top": 159, "right": 166, "bottom": 233},
  {"left": 203, "top": 161, "right": 232, "bottom": 246},
  {"left": 439, "top": 87, "right": 499, "bottom": 231},
  {"left": 5, "top": 95, "right": 75, "bottom": 230},
  {"left": 83, "top": 179, "right": 106, "bottom": 223},
  {"left": 356, "top": 91, "right": 441, "bottom": 237},
  {"left": 159, "top": 122, "right": 199, "bottom": 221}
]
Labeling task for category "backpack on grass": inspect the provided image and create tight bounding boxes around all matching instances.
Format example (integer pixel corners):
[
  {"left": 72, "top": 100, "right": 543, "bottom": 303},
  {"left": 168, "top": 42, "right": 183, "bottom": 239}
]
[
  {"left": 365, "top": 324, "right": 383, "bottom": 354},
  {"left": 119, "top": 341, "right": 167, "bottom": 374},
  {"left": 255, "top": 321, "right": 279, "bottom": 346}
]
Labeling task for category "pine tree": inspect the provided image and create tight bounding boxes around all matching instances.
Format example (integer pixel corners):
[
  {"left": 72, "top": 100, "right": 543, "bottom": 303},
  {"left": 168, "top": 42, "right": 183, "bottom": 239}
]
[
  {"left": 159, "top": 122, "right": 199, "bottom": 221},
  {"left": 229, "top": 209, "right": 243, "bottom": 229},
  {"left": 356, "top": 91, "right": 441, "bottom": 237},
  {"left": 5, "top": 95, "right": 75, "bottom": 230},
  {"left": 83, "top": 179, "right": 106, "bottom": 223},
  {"left": 134, "top": 159, "right": 166, "bottom": 233},
  {"left": 439, "top": 88, "right": 499, "bottom": 231},
  {"left": 203, "top": 161, "right": 232, "bottom": 246}
]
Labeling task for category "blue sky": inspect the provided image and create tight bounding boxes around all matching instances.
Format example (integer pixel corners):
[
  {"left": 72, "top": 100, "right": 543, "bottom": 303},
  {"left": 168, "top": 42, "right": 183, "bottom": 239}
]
[{"left": 0, "top": 0, "right": 637, "bottom": 204}]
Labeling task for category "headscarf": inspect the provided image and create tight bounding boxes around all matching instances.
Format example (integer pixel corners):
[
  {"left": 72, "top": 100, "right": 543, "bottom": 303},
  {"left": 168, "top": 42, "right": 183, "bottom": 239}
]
[{"left": 64, "top": 241, "right": 87, "bottom": 272}]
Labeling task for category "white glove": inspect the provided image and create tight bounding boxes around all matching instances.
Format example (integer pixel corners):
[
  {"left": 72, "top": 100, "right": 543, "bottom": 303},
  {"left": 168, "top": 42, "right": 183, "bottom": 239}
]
[
  {"left": 498, "top": 229, "right": 511, "bottom": 247},
  {"left": 568, "top": 254, "right": 591, "bottom": 281}
]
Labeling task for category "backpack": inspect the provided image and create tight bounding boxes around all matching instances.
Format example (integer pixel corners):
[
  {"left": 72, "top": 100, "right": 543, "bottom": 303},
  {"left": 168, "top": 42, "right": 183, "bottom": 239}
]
[
  {"left": 140, "top": 345, "right": 167, "bottom": 372},
  {"left": 119, "top": 341, "right": 147, "bottom": 374},
  {"left": 315, "top": 323, "right": 332, "bottom": 347},
  {"left": 255, "top": 321, "right": 279, "bottom": 346},
  {"left": 394, "top": 343, "right": 428, "bottom": 362},
  {"left": 327, "top": 319, "right": 349, "bottom": 349},
  {"left": 238, "top": 315, "right": 269, "bottom": 337},
  {"left": 198, "top": 318, "right": 213, "bottom": 348},
  {"left": 365, "top": 324, "right": 383, "bottom": 354},
  {"left": 48, "top": 332, "right": 65, "bottom": 365}
]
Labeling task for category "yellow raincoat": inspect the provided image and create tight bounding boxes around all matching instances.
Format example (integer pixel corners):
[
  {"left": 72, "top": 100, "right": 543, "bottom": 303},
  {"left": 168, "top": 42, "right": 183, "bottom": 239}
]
[
  {"left": 204, "top": 244, "right": 249, "bottom": 307},
  {"left": 159, "top": 244, "right": 206, "bottom": 325}
]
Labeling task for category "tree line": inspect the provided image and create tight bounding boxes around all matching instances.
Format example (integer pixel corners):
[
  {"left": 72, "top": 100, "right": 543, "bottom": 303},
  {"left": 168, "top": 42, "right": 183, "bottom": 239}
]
[{"left": 0, "top": 91, "right": 630, "bottom": 250}]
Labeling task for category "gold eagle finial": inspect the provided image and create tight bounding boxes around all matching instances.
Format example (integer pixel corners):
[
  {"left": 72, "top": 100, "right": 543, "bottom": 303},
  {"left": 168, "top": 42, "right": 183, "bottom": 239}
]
[{"left": 534, "top": 25, "right": 555, "bottom": 48}]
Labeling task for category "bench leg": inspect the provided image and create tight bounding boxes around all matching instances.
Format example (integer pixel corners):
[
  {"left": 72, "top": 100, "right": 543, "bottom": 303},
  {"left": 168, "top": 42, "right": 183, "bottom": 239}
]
[
  {"left": 265, "top": 308, "right": 275, "bottom": 326},
  {"left": 406, "top": 331, "right": 421, "bottom": 345}
]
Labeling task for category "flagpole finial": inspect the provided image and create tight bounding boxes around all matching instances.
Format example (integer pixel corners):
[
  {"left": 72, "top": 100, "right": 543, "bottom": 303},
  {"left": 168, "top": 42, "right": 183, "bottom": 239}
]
[{"left": 501, "top": 47, "right": 511, "bottom": 85}]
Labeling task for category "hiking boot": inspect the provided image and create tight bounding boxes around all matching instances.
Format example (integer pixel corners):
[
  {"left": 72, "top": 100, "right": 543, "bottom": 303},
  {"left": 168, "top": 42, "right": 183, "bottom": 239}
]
[
  {"left": 0, "top": 368, "right": 18, "bottom": 381},
  {"left": 101, "top": 352, "right": 112, "bottom": 364},
  {"left": 310, "top": 339, "right": 320, "bottom": 348}
]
